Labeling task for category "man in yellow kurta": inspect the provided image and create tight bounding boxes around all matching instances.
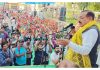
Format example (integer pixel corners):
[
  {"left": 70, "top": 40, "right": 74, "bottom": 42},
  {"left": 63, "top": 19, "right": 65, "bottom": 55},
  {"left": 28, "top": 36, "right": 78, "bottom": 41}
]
[{"left": 56, "top": 10, "right": 99, "bottom": 68}]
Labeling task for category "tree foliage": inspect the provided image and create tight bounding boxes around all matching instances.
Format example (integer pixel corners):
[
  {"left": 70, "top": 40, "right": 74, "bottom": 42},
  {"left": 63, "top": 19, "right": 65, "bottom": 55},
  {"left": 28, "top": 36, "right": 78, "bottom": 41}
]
[
  {"left": 76, "top": 2, "right": 89, "bottom": 11},
  {"left": 94, "top": 2, "right": 100, "bottom": 12},
  {"left": 76, "top": 2, "right": 100, "bottom": 12}
]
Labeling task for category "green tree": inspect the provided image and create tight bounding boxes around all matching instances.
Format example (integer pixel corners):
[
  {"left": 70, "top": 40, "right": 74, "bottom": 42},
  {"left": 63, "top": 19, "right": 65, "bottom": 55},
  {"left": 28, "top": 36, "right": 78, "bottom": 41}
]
[
  {"left": 76, "top": 2, "right": 89, "bottom": 11},
  {"left": 94, "top": 2, "right": 100, "bottom": 12}
]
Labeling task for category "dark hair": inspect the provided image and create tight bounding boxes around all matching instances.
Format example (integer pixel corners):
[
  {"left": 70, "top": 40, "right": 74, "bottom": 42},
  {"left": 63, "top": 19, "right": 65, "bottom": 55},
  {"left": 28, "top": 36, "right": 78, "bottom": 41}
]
[
  {"left": 1, "top": 41, "right": 8, "bottom": 48},
  {"left": 54, "top": 45, "right": 59, "bottom": 49},
  {"left": 37, "top": 41, "right": 43, "bottom": 46},
  {"left": 24, "top": 37, "right": 31, "bottom": 42},
  {"left": 27, "top": 38, "right": 31, "bottom": 41},
  {"left": 87, "top": 11, "right": 95, "bottom": 20},
  {"left": 1, "top": 25, "right": 5, "bottom": 29},
  {"left": 82, "top": 10, "right": 95, "bottom": 20},
  {"left": 18, "top": 40, "right": 24, "bottom": 43}
]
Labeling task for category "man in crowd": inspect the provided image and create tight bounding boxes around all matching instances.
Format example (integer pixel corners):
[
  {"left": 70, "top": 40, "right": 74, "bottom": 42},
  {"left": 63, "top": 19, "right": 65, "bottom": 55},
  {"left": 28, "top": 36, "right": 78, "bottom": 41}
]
[
  {"left": 15, "top": 39, "right": 26, "bottom": 66},
  {"left": 33, "top": 39, "right": 52, "bottom": 65},
  {"left": 56, "top": 10, "right": 99, "bottom": 68},
  {"left": 50, "top": 46, "right": 62, "bottom": 66},
  {"left": 24, "top": 38, "right": 32, "bottom": 65},
  {"left": 0, "top": 41, "right": 12, "bottom": 66},
  {"left": 0, "top": 26, "right": 9, "bottom": 40}
]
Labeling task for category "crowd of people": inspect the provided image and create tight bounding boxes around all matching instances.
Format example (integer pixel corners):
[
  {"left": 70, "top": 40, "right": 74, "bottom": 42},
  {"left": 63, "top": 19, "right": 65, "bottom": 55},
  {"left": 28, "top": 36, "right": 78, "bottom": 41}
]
[
  {"left": 0, "top": 8, "right": 100, "bottom": 68},
  {"left": 0, "top": 9, "right": 66, "bottom": 66}
]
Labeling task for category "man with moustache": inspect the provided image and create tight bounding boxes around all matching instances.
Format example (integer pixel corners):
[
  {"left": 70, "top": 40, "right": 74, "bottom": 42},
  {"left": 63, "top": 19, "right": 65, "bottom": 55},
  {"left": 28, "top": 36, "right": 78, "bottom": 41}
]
[{"left": 56, "top": 10, "right": 99, "bottom": 68}]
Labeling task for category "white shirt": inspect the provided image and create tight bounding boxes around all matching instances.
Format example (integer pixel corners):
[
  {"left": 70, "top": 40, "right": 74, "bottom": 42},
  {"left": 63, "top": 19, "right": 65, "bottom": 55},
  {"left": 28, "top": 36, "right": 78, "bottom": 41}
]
[
  {"left": 11, "top": 19, "right": 17, "bottom": 30},
  {"left": 23, "top": 42, "right": 32, "bottom": 58},
  {"left": 50, "top": 51, "right": 60, "bottom": 65},
  {"left": 42, "top": 44, "right": 50, "bottom": 54},
  {"left": 68, "top": 28, "right": 98, "bottom": 55}
]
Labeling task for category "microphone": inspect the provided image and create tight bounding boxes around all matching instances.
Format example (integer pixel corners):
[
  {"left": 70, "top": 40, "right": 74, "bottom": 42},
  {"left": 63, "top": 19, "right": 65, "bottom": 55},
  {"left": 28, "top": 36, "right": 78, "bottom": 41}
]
[{"left": 63, "top": 23, "right": 73, "bottom": 30}]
